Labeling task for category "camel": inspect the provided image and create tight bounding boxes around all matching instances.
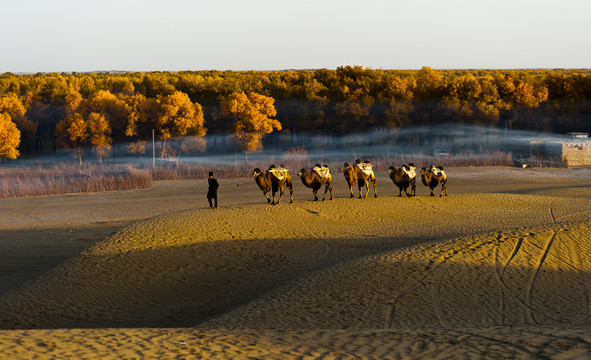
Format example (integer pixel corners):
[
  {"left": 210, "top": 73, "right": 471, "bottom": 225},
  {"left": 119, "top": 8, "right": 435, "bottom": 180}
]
[
  {"left": 298, "top": 164, "right": 333, "bottom": 201},
  {"left": 420, "top": 165, "right": 448, "bottom": 197},
  {"left": 388, "top": 163, "right": 416, "bottom": 197},
  {"left": 252, "top": 165, "right": 294, "bottom": 205},
  {"left": 351, "top": 159, "right": 377, "bottom": 198},
  {"left": 340, "top": 162, "right": 359, "bottom": 198}
]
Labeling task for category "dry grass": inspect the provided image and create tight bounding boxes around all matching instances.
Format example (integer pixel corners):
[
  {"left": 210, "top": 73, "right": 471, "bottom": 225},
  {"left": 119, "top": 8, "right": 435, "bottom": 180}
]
[{"left": 0, "top": 164, "right": 152, "bottom": 198}]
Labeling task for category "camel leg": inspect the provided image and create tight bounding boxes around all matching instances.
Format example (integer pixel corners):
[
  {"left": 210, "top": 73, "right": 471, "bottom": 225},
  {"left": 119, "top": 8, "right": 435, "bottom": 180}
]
[
  {"left": 327, "top": 183, "right": 333, "bottom": 200},
  {"left": 288, "top": 183, "right": 294, "bottom": 203},
  {"left": 349, "top": 186, "right": 354, "bottom": 198},
  {"left": 275, "top": 185, "right": 284, "bottom": 205},
  {"left": 358, "top": 186, "right": 363, "bottom": 199},
  {"left": 363, "top": 180, "right": 370, "bottom": 198},
  {"left": 398, "top": 187, "right": 403, "bottom": 197},
  {"left": 312, "top": 189, "right": 319, "bottom": 201},
  {"left": 263, "top": 192, "right": 271, "bottom": 203},
  {"left": 441, "top": 181, "right": 448, "bottom": 197},
  {"left": 411, "top": 182, "right": 416, "bottom": 197},
  {"left": 430, "top": 186, "right": 435, "bottom": 196},
  {"left": 271, "top": 190, "right": 277, "bottom": 205},
  {"left": 372, "top": 179, "right": 378, "bottom": 198}
]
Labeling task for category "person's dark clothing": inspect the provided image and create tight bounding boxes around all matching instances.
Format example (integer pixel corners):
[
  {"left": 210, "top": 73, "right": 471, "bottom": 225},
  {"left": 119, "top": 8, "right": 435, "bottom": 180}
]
[{"left": 207, "top": 177, "right": 219, "bottom": 208}]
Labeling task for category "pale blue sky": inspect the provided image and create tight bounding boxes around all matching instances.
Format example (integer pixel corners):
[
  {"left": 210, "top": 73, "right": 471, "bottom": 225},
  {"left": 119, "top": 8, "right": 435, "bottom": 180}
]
[{"left": 1, "top": 0, "right": 589, "bottom": 72}]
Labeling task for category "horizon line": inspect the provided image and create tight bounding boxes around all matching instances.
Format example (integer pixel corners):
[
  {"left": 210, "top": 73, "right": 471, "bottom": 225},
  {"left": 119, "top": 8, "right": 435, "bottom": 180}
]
[{"left": 4, "top": 67, "right": 591, "bottom": 76}]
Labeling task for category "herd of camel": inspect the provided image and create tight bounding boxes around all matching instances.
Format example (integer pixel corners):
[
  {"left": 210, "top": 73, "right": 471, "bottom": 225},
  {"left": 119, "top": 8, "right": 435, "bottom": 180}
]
[{"left": 252, "top": 159, "right": 448, "bottom": 205}]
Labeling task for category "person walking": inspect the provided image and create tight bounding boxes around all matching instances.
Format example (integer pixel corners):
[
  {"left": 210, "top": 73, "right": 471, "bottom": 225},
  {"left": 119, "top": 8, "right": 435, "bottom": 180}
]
[{"left": 207, "top": 171, "right": 219, "bottom": 208}]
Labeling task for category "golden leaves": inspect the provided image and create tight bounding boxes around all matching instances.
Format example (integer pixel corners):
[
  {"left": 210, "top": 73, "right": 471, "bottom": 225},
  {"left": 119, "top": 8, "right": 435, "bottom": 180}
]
[
  {"left": 0, "top": 113, "right": 20, "bottom": 159},
  {"left": 220, "top": 92, "right": 281, "bottom": 153},
  {"left": 156, "top": 91, "right": 206, "bottom": 139}
]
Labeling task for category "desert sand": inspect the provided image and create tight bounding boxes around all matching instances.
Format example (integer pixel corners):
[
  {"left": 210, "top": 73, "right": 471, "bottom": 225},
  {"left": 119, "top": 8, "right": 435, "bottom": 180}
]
[{"left": 0, "top": 166, "right": 590, "bottom": 359}]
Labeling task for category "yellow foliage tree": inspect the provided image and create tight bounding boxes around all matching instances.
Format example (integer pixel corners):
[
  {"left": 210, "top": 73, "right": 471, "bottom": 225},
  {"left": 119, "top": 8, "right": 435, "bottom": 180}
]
[
  {"left": 220, "top": 92, "right": 280, "bottom": 155},
  {"left": 123, "top": 94, "right": 155, "bottom": 156},
  {"left": 0, "top": 93, "right": 37, "bottom": 152},
  {"left": 81, "top": 90, "right": 130, "bottom": 142},
  {"left": 415, "top": 66, "right": 445, "bottom": 99},
  {"left": 0, "top": 113, "right": 21, "bottom": 160},
  {"left": 155, "top": 91, "right": 206, "bottom": 158},
  {"left": 87, "top": 112, "right": 112, "bottom": 163},
  {"left": 55, "top": 113, "right": 88, "bottom": 165},
  {"left": 64, "top": 88, "right": 83, "bottom": 114},
  {"left": 494, "top": 74, "right": 549, "bottom": 129},
  {"left": 124, "top": 94, "right": 152, "bottom": 139},
  {"left": 55, "top": 111, "right": 113, "bottom": 164}
]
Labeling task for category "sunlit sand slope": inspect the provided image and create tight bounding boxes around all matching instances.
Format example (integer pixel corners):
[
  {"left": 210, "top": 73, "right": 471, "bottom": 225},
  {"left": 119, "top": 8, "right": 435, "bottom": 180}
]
[
  {"left": 1, "top": 327, "right": 590, "bottom": 359},
  {"left": 204, "top": 221, "right": 591, "bottom": 329},
  {"left": 1, "top": 189, "right": 590, "bottom": 330}
]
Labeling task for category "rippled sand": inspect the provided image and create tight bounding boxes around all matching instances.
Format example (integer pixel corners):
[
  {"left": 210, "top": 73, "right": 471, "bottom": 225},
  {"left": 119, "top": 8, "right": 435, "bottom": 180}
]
[{"left": 1, "top": 167, "right": 590, "bottom": 359}]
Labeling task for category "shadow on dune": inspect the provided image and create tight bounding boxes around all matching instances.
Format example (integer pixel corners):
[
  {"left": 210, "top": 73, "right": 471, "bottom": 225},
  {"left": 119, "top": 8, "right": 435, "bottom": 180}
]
[
  {"left": 0, "top": 224, "right": 129, "bottom": 296},
  {"left": 0, "top": 221, "right": 590, "bottom": 331},
  {"left": 0, "top": 234, "right": 412, "bottom": 329}
]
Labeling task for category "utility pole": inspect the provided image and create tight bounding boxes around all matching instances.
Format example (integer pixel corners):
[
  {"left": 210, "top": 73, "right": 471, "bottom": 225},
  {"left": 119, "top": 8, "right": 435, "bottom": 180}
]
[{"left": 152, "top": 129, "right": 156, "bottom": 169}]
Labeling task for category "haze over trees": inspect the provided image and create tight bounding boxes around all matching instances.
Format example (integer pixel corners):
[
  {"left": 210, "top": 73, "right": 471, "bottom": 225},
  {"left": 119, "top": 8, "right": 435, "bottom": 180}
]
[{"left": 0, "top": 67, "right": 590, "bottom": 161}]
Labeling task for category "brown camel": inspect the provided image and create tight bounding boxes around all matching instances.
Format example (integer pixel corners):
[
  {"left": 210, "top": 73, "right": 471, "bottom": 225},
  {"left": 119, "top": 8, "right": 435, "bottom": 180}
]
[
  {"left": 298, "top": 164, "right": 333, "bottom": 201},
  {"left": 340, "top": 162, "right": 359, "bottom": 198},
  {"left": 420, "top": 165, "right": 448, "bottom": 197},
  {"left": 252, "top": 165, "right": 294, "bottom": 205},
  {"left": 388, "top": 163, "right": 416, "bottom": 197},
  {"left": 352, "top": 159, "right": 377, "bottom": 198}
]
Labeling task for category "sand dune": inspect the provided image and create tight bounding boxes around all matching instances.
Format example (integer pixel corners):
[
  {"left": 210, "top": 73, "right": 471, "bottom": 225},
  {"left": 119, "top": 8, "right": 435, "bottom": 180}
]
[
  {"left": 204, "top": 221, "right": 591, "bottom": 330},
  {"left": 0, "top": 167, "right": 591, "bottom": 358}
]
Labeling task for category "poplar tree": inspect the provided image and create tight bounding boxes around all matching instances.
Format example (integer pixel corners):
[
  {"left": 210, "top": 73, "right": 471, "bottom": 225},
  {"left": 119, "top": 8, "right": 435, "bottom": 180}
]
[
  {"left": 0, "top": 113, "right": 21, "bottom": 160},
  {"left": 220, "top": 92, "right": 281, "bottom": 157}
]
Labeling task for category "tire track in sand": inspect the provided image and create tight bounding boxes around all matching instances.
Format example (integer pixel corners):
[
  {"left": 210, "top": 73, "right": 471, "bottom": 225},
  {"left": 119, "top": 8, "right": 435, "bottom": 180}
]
[
  {"left": 494, "top": 230, "right": 564, "bottom": 325},
  {"left": 385, "top": 240, "right": 489, "bottom": 329},
  {"left": 559, "top": 228, "right": 591, "bottom": 325},
  {"left": 526, "top": 230, "right": 558, "bottom": 324},
  {"left": 493, "top": 233, "right": 515, "bottom": 325}
]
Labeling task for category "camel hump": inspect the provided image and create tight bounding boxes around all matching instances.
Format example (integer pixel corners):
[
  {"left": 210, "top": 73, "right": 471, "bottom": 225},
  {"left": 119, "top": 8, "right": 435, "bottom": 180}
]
[
  {"left": 357, "top": 162, "right": 374, "bottom": 176},
  {"left": 401, "top": 165, "right": 416, "bottom": 179},
  {"left": 268, "top": 166, "right": 288, "bottom": 181},
  {"left": 430, "top": 166, "right": 445, "bottom": 177},
  {"left": 312, "top": 165, "right": 330, "bottom": 178}
]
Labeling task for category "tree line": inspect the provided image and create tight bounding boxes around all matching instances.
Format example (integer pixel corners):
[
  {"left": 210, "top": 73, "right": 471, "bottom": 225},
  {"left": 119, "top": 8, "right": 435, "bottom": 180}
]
[{"left": 0, "top": 66, "right": 590, "bottom": 161}]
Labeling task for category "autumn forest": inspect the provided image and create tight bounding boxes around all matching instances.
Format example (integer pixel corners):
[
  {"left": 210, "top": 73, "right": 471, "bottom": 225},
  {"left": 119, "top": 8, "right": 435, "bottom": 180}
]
[{"left": 1, "top": 66, "right": 590, "bottom": 162}]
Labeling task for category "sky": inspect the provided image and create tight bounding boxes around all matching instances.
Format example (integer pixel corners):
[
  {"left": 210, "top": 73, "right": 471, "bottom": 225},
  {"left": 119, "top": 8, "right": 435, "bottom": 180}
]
[{"left": 0, "top": 0, "right": 589, "bottom": 73}]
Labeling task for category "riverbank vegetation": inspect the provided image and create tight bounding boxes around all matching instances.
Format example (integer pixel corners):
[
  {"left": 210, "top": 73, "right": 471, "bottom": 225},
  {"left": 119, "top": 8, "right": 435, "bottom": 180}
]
[{"left": 0, "top": 67, "right": 589, "bottom": 163}]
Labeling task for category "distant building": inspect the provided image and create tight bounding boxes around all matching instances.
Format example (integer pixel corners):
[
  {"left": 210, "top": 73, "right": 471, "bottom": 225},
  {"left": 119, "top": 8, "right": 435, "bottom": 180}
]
[
  {"left": 507, "top": 132, "right": 591, "bottom": 168},
  {"left": 543, "top": 140, "right": 591, "bottom": 167},
  {"left": 567, "top": 132, "right": 589, "bottom": 140}
]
